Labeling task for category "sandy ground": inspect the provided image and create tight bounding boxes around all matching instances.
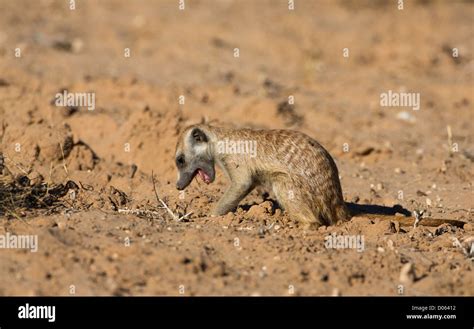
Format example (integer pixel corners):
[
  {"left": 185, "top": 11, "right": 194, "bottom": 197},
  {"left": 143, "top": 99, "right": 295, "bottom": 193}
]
[{"left": 0, "top": 0, "right": 473, "bottom": 296}]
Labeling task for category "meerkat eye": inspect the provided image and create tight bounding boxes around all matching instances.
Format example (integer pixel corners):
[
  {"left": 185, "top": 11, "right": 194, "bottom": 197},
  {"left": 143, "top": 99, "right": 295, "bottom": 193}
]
[
  {"left": 192, "top": 128, "right": 208, "bottom": 143},
  {"left": 176, "top": 154, "right": 185, "bottom": 167}
]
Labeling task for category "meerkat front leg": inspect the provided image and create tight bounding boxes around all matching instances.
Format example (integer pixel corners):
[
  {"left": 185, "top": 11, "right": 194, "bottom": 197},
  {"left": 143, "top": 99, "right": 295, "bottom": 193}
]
[{"left": 211, "top": 179, "right": 254, "bottom": 216}]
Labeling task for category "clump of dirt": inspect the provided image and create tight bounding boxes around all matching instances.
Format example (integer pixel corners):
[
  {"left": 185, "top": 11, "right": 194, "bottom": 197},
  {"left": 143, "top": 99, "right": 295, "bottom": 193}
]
[
  {"left": 0, "top": 159, "right": 79, "bottom": 217},
  {"left": 276, "top": 100, "right": 304, "bottom": 127}
]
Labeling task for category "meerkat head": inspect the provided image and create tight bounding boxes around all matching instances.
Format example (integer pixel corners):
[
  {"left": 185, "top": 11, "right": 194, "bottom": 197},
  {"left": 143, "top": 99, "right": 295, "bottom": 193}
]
[{"left": 175, "top": 125, "right": 216, "bottom": 190}]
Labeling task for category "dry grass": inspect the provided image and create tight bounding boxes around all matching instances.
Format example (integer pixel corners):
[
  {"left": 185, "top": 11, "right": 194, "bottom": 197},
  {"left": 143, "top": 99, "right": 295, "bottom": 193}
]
[{"left": 0, "top": 159, "right": 78, "bottom": 217}]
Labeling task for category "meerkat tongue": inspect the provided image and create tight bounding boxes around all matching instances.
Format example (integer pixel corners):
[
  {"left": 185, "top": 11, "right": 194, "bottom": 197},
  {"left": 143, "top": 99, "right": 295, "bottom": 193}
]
[{"left": 197, "top": 169, "right": 211, "bottom": 184}]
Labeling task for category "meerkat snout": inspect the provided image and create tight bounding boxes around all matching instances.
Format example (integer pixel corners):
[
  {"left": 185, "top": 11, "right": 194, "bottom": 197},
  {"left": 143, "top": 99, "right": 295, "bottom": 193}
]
[
  {"left": 175, "top": 126, "right": 216, "bottom": 190},
  {"left": 175, "top": 124, "right": 350, "bottom": 227}
]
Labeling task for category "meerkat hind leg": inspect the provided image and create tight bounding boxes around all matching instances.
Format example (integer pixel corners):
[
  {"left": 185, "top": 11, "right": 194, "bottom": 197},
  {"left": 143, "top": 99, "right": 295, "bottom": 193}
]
[{"left": 272, "top": 179, "right": 324, "bottom": 228}]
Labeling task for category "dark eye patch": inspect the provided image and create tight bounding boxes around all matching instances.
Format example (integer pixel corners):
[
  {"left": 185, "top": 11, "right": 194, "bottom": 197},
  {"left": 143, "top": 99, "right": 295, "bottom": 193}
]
[
  {"left": 191, "top": 128, "right": 208, "bottom": 143},
  {"left": 176, "top": 154, "right": 185, "bottom": 167}
]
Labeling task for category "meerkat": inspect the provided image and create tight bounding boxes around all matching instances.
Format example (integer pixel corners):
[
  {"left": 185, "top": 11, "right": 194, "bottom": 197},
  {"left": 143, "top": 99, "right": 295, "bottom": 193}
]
[{"left": 175, "top": 124, "right": 466, "bottom": 229}]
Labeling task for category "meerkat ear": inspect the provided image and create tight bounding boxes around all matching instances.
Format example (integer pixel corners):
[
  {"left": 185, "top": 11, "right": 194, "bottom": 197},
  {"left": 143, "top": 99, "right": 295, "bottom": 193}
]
[{"left": 191, "top": 128, "right": 208, "bottom": 143}]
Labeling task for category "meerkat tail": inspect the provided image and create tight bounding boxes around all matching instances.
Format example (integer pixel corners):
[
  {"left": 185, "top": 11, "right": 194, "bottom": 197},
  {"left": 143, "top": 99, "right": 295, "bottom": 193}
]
[{"left": 352, "top": 213, "right": 466, "bottom": 228}]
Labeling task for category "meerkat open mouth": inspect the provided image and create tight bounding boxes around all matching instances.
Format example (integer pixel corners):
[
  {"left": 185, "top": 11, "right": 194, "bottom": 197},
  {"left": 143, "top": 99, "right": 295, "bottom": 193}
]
[{"left": 196, "top": 169, "right": 212, "bottom": 184}]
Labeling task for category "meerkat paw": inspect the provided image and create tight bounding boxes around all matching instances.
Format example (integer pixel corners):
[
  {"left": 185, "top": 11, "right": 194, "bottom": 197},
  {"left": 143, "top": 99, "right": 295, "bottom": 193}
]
[
  {"left": 291, "top": 212, "right": 323, "bottom": 230},
  {"left": 210, "top": 205, "right": 231, "bottom": 217},
  {"left": 300, "top": 221, "right": 322, "bottom": 230}
]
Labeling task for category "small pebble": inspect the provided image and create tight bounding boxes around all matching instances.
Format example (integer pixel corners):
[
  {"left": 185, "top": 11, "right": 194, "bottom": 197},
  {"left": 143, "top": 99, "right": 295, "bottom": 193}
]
[
  {"left": 399, "top": 263, "right": 415, "bottom": 284},
  {"left": 394, "top": 168, "right": 405, "bottom": 174},
  {"left": 396, "top": 111, "right": 416, "bottom": 123}
]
